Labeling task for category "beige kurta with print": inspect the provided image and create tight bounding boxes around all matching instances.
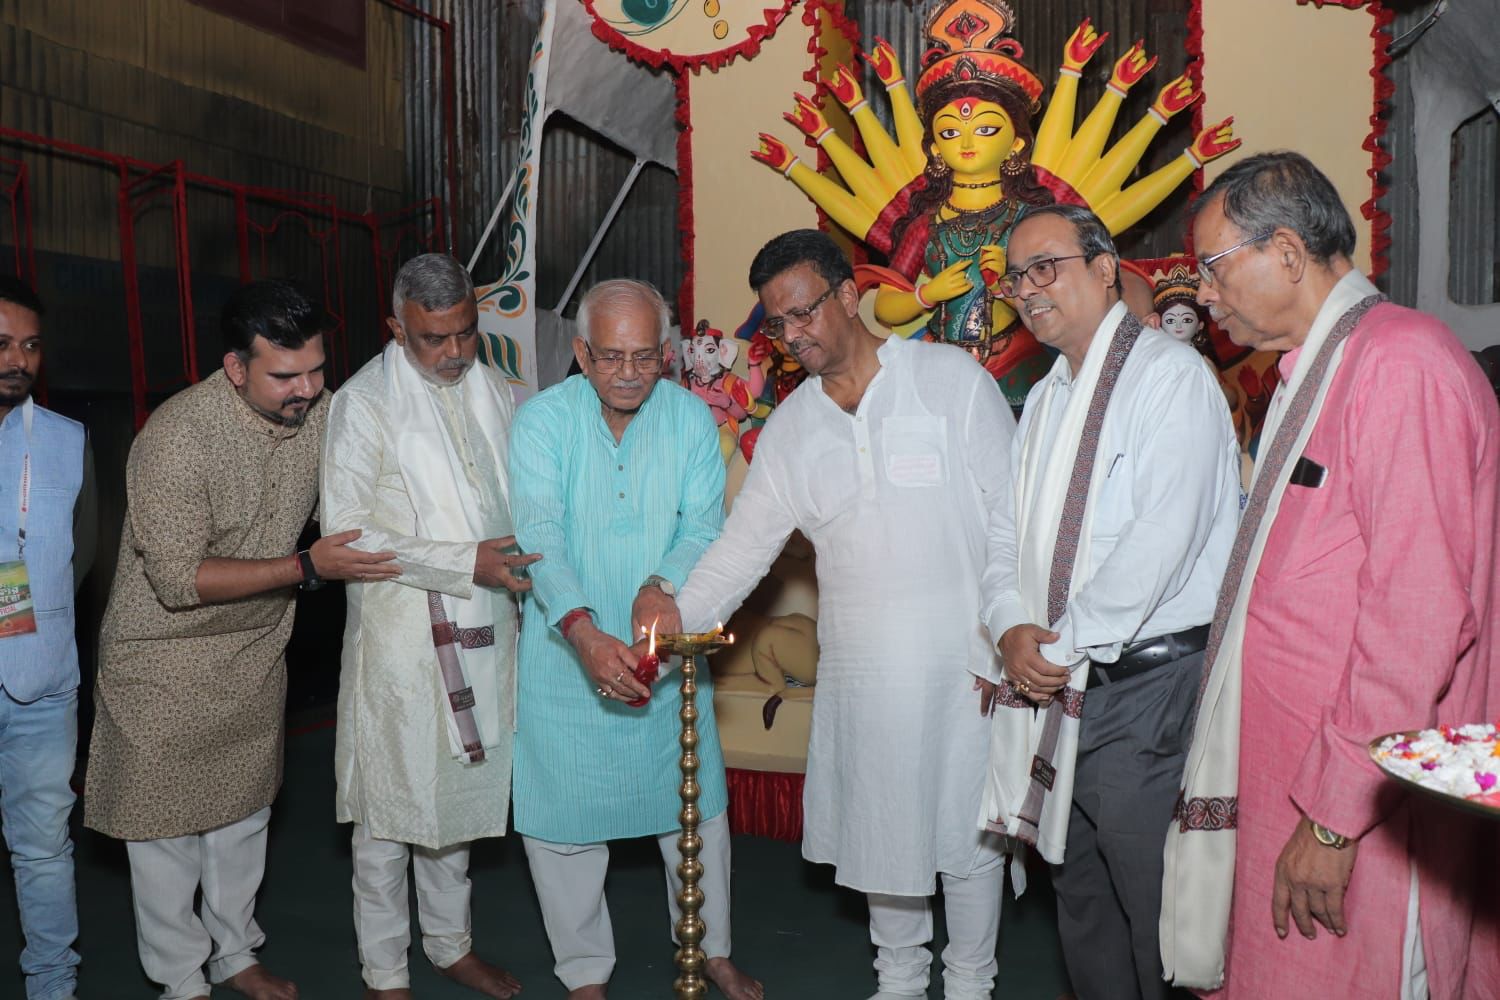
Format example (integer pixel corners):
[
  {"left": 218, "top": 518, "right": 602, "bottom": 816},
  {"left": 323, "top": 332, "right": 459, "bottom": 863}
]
[{"left": 85, "top": 369, "right": 325, "bottom": 841}]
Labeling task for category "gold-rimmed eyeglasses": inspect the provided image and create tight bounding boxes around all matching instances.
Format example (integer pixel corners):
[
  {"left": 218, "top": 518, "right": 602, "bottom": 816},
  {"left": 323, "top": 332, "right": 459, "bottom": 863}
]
[{"left": 584, "top": 344, "right": 664, "bottom": 374}]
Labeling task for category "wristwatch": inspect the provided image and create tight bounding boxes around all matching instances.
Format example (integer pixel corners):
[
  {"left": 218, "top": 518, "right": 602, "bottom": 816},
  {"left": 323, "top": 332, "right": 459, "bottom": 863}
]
[
  {"left": 296, "top": 550, "right": 325, "bottom": 591},
  {"left": 640, "top": 574, "right": 676, "bottom": 597},
  {"left": 1309, "top": 820, "right": 1350, "bottom": 850}
]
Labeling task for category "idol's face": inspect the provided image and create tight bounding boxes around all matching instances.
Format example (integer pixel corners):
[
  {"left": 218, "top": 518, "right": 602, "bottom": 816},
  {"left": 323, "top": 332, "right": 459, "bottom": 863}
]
[
  {"left": 1160, "top": 302, "right": 1202, "bottom": 343},
  {"left": 931, "top": 98, "right": 1019, "bottom": 179}
]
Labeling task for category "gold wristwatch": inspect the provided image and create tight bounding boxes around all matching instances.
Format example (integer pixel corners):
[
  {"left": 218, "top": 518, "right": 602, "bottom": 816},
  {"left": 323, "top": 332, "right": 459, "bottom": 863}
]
[{"left": 1309, "top": 820, "right": 1350, "bottom": 850}]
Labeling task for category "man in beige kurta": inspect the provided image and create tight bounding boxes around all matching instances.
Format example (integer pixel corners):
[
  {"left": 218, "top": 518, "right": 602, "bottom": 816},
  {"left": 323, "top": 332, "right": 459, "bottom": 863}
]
[
  {"left": 322, "top": 254, "right": 534, "bottom": 1000},
  {"left": 86, "top": 280, "right": 398, "bottom": 1000}
]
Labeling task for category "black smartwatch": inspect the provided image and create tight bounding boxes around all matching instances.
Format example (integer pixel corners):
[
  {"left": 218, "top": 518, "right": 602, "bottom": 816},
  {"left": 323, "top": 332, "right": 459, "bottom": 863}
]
[{"left": 296, "top": 549, "right": 325, "bottom": 591}]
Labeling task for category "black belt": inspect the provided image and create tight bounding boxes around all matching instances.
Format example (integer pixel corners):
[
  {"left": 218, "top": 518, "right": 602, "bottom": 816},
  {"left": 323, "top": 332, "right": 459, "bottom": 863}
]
[{"left": 1086, "top": 624, "right": 1210, "bottom": 690}]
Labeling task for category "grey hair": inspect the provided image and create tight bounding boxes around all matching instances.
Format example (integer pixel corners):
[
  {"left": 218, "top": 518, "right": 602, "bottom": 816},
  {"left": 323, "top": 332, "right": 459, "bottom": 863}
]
[
  {"left": 1197, "top": 151, "right": 1356, "bottom": 263},
  {"left": 576, "top": 279, "right": 670, "bottom": 344},
  {"left": 1014, "top": 203, "right": 1122, "bottom": 292},
  {"left": 391, "top": 253, "right": 475, "bottom": 321}
]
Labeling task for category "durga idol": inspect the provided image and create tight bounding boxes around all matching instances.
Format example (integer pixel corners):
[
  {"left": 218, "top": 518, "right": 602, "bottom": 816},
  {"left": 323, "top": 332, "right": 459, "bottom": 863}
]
[{"left": 753, "top": 0, "right": 1241, "bottom": 407}]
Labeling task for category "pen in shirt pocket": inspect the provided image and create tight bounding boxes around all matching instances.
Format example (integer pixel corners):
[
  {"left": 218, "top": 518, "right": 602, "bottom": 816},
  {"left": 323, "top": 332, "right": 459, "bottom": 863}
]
[{"left": 1106, "top": 452, "right": 1124, "bottom": 478}]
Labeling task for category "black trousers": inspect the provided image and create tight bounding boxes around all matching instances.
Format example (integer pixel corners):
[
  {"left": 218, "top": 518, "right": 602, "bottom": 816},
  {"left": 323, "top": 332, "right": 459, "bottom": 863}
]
[{"left": 1050, "top": 650, "right": 1204, "bottom": 1000}]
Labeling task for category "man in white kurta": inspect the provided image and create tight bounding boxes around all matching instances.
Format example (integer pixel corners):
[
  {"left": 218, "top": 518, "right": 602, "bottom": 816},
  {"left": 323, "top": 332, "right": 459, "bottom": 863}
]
[
  {"left": 977, "top": 206, "right": 1238, "bottom": 1000},
  {"left": 322, "top": 254, "right": 535, "bottom": 1000},
  {"left": 671, "top": 230, "right": 1016, "bottom": 1000}
]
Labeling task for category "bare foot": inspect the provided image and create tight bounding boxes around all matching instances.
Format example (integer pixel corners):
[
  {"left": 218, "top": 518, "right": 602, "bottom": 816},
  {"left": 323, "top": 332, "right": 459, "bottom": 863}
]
[
  {"left": 437, "top": 952, "right": 522, "bottom": 998},
  {"left": 223, "top": 964, "right": 299, "bottom": 1000},
  {"left": 565, "top": 988, "right": 606, "bottom": 1000},
  {"left": 362, "top": 990, "right": 414, "bottom": 1000},
  {"left": 706, "top": 957, "right": 763, "bottom": 1000}
]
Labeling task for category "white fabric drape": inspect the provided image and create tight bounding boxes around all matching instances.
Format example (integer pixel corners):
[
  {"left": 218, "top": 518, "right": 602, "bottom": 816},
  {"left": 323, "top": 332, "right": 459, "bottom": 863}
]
[
  {"left": 384, "top": 341, "right": 514, "bottom": 759},
  {"left": 980, "top": 303, "right": 1127, "bottom": 868}
]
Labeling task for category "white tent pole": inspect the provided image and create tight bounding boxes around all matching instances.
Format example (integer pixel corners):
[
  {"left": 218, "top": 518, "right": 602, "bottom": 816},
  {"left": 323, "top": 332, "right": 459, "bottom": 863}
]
[
  {"left": 466, "top": 164, "right": 522, "bottom": 273},
  {"left": 555, "top": 158, "right": 646, "bottom": 313}
]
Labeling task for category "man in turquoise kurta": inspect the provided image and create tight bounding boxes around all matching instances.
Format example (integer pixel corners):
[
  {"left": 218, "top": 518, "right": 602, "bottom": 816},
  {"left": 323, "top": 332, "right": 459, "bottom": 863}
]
[{"left": 509, "top": 279, "right": 761, "bottom": 1000}]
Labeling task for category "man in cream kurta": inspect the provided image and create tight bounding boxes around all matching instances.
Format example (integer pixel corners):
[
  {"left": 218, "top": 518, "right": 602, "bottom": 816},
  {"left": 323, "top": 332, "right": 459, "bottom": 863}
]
[
  {"left": 671, "top": 230, "right": 1015, "bottom": 1000},
  {"left": 322, "top": 255, "right": 534, "bottom": 1000}
]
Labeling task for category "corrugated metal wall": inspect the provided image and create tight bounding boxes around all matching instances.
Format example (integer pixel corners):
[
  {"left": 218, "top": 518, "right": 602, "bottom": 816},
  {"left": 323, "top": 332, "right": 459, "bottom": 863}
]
[
  {"left": 1383, "top": 0, "right": 1499, "bottom": 307},
  {"left": 402, "top": 0, "right": 682, "bottom": 314},
  {"left": 1446, "top": 111, "right": 1497, "bottom": 305},
  {"left": 0, "top": 0, "right": 411, "bottom": 391},
  {"left": 847, "top": 0, "right": 1196, "bottom": 259}
]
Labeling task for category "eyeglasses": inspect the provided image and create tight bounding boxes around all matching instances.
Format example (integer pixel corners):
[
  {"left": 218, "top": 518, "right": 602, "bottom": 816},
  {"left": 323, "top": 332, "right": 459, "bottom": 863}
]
[
  {"left": 996, "top": 255, "right": 1089, "bottom": 298},
  {"left": 584, "top": 344, "right": 663, "bottom": 374},
  {"left": 1197, "top": 231, "right": 1274, "bottom": 285},
  {"left": 760, "top": 286, "right": 837, "bottom": 339}
]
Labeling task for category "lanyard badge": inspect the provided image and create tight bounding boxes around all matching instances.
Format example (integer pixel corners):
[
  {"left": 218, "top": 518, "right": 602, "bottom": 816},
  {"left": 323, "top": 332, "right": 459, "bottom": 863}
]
[
  {"left": 0, "top": 560, "right": 35, "bottom": 637},
  {"left": 0, "top": 400, "right": 37, "bottom": 638}
]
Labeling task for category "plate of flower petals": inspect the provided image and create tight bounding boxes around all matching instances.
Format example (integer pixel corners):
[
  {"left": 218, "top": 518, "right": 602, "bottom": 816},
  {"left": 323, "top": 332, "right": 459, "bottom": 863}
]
[{"left": 1369, "top": 723, "right": 1500, "bottom": 817}]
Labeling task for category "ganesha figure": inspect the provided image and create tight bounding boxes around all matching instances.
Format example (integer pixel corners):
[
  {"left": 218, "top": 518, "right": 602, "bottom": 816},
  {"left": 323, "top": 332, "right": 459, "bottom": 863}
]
[
  {"left": 753, "top": 0, "right": 1240, "bottom": 406},
  {"left": 682, "top": 319, "right": 768, "bottom": 463}
]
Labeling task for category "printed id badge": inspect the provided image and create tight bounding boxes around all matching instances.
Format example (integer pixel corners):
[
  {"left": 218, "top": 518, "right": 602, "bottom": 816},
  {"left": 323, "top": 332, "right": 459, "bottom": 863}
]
[{"left": 0, "top": 561, "right": 37, "bottom": 637}]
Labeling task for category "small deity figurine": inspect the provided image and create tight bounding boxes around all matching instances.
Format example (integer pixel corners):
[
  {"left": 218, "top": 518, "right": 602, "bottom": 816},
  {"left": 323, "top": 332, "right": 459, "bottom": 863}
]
[
  {"left": 681, "top": 319, "right": 767, "bottom": 463},
  {"left": 1152, "top": 261, "right": 1212, "bottom": 351},
  {"left": 1153, "top": 261, "right": 1278, "bottom": 457},
  {"left": 753, "top": 0, "right": 1241, "bottom": 407}
]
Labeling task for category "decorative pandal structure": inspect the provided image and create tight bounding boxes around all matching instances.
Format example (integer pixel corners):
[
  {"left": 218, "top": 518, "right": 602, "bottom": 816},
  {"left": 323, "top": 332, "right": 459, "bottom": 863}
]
[{"left": 653, "top": 627, "right": 734, "bottom": 1000}]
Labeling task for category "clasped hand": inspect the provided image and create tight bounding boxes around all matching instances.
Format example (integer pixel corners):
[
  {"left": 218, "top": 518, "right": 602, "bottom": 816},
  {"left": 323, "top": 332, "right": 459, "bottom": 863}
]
[{"left": 997, "top": 623, "right": 1072, "bottom": 707}]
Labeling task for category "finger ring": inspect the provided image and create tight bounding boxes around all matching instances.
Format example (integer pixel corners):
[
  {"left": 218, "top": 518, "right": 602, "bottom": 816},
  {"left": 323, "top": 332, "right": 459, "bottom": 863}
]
[
  {"left": 596, "top": 686, "right": 610, "bottom": 698},
  {"left": 1015, "top": 678, "right": 1031, "bottom": 693},
  {"left": 614, "top": 670, "right": 627, "bottom": 684}
]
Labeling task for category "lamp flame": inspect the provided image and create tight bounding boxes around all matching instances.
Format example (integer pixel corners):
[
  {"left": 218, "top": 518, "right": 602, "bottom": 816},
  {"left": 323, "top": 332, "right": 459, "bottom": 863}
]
[{"left": 648, "top": 618, "right": 658, "bottom": 658}]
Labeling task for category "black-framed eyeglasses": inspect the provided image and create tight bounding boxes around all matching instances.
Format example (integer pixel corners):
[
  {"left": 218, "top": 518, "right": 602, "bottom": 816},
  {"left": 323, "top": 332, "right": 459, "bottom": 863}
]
[
  {"left": 584, "top": 344, "right": 664, "bottom": 374},
  {"left": 1198, "top": 231, "right": 1274, "bottom": 286},
  {"left": 996, "top": 255, "right": 1089, "bottom": 298},
  {"left": 761, "top": 286, "right": 837, "bottom": 339}
]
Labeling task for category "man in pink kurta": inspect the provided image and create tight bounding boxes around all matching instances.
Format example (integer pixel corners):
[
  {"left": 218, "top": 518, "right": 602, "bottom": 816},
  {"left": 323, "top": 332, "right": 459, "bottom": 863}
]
[{"left": 1180, "top": 152, "right": 1498, "bottom": 998}]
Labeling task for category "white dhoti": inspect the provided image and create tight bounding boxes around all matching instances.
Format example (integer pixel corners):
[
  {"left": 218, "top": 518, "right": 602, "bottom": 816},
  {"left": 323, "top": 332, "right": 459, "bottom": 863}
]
[
  {"left": 351, "top": 822, "right": 473, "bottom": 990},
  {"left": 866, "top": 851, "right": 1005, "bottom": 1000},
  {"left": 124, "top": 806, "right": 271, "bottom": 1000},
  {"left": 520, "top": 812, "right": 733, "bottom": 990}
]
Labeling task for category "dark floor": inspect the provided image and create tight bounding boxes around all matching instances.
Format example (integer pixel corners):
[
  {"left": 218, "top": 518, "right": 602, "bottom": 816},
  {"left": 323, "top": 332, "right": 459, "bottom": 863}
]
[{"left": 0, "top": 724, "right": 1072, "bottom": 999}]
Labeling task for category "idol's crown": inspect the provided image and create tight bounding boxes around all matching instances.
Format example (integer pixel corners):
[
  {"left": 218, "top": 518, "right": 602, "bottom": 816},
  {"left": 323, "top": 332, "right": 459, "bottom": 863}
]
[{"left": 916, "top": 0, "right": 1043, "bottom": 109}]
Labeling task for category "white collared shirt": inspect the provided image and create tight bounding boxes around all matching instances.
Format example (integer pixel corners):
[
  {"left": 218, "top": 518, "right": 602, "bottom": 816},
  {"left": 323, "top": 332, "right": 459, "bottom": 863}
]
[{"left": 981, "top": 303, "right": 1242, "bottom": 667}]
